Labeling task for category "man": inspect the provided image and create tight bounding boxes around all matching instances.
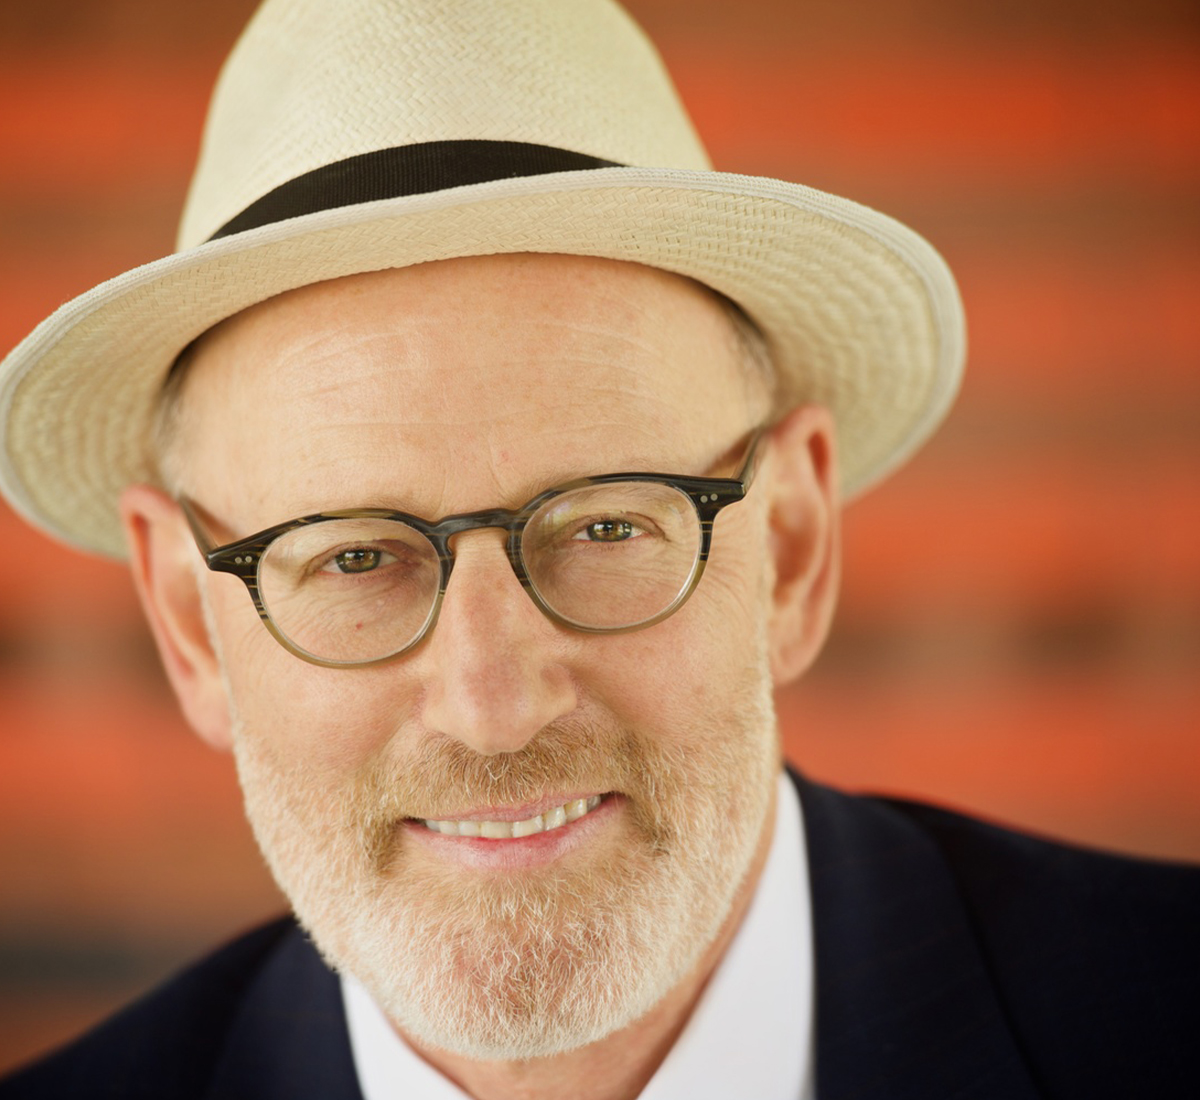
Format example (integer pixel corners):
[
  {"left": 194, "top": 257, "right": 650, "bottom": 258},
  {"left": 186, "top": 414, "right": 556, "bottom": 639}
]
[{"left": 0, "top": 1, "right": 1195, "bottom": 1098}]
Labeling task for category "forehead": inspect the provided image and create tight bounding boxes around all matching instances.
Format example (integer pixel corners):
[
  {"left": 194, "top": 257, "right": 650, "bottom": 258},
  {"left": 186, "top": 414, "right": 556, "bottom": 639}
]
[{"left": 176, "top": 254, "right": 762, "bottom": 522}]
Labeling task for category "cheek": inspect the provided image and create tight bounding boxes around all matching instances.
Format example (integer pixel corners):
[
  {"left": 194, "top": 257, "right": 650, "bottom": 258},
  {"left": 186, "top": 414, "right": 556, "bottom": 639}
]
[
  {"left": 680, "top": 511, "right": 775, "bottom": 661},
  {"left": 211, "top": 585, "right": 409, "bottom": 774},
  {"left": 582, "top": 559, "right": 772, "bottom": 745}
]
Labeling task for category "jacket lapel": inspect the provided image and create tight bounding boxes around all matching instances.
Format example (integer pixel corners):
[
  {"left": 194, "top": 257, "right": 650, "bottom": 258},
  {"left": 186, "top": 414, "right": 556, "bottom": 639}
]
[
  {"left": 203, "top": 923, "right": 363, "bottom": 1100},
  {"left": 794, "top": 773, "right": 1041, "bottom": 1100}
]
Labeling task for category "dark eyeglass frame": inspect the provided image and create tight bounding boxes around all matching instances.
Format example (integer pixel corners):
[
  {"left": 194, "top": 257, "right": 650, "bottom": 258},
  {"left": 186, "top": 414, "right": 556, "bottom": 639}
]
[{"left": 180, "top": 429, "right": 766, "bottom": 668}]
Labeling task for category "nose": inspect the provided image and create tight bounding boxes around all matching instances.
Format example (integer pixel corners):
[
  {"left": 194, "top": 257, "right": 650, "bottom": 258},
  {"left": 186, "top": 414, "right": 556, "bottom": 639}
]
[{"left": 417, "top": 531, "right": 578, "bottom": 755}]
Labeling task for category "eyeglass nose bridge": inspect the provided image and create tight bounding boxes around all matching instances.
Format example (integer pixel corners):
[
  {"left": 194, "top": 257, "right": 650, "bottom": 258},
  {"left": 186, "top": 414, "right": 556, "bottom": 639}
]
[
  {"left": 422, "top": 505, "right": 540, "bottom": 593},
  {"left": 416, "top": 504, "right": 584, "bottom": 657}
]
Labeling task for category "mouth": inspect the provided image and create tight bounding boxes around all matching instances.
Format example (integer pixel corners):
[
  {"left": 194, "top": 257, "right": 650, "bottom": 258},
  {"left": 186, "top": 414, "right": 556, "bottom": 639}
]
[{"left": 418, "top": 794, "right": 607, "bottom": 839}]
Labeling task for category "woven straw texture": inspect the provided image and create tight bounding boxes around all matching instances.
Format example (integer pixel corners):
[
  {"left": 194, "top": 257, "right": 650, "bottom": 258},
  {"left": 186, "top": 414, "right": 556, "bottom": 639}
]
[{"left": 0, "top": 0, "right": 964, "bottom": 558}]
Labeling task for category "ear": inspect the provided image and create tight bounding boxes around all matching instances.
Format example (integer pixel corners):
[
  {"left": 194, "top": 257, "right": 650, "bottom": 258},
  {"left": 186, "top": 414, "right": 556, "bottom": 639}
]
[
  {"left": 763, "top": 404, "right": 841, "bottom": 686},
  {"left": 119, "top": 484, "right": 234, "bottom": 751}
]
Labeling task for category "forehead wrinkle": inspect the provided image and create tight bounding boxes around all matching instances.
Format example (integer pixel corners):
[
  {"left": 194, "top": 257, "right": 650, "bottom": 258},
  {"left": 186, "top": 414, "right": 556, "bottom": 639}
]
[
  {"left": 278, "top": 341, "right": 654, "bottom": 423},
  {"left": 219, "top": 315, "right": 404, "bottom": 383},
  {"left": 230, "top": 351, "right": 731, "bottom": 519},
  {"left": 221, "top": 289, "right": 730, "bottom": 428},
  {"left": 181, "top": 258, "right": 755, "bottom": 527},
  {"left": 283, "top": 354, "right": 662, "bottom": 448},
  {"left": 509, "top": 319, "right": 730, "bottom": 398},
  {"left": 267, "top": 340, "right": 429, "bottom": 405},
  {"left": 269, "top": 405, "right": 691, "bottom": 521}
]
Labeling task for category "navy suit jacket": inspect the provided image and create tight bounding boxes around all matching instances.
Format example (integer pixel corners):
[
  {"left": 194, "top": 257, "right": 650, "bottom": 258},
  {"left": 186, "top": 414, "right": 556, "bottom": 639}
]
[{"left": 3, "top": 772, "right": 1198, "bottom": 1099}]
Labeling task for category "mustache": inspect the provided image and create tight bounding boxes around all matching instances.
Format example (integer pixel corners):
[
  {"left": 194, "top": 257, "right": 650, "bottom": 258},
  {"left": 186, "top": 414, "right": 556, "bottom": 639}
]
[
  {"left": 366, "top": 716, "right": 660, "bottom": 816},
  {"left": 351, "top": 716, "right": 687, "bottom": 867}
]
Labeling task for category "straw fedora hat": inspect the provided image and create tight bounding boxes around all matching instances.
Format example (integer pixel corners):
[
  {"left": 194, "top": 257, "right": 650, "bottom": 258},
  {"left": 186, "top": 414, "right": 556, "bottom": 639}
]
[{"left": 0, "top": 0, "right": 965, "bottom": 559}]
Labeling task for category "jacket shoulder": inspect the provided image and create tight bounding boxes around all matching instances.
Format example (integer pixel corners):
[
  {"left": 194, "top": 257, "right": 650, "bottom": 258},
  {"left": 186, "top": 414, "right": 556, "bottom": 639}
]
[
  {"left": 889, "top": 796, "right": 1200, "bottom": 1094},
  {"left": 0, "top": 917, "right": 298, "bottom": 1099}
]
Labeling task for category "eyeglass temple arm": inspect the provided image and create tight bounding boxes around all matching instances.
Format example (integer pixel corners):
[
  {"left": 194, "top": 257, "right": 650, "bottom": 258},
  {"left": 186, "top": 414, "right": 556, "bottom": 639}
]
[
  {"left": 736, "top": 429, "right": 768, "bottom": 488},
  {"left": 178, "top": 497, "right": 218, "bottom": 557}
]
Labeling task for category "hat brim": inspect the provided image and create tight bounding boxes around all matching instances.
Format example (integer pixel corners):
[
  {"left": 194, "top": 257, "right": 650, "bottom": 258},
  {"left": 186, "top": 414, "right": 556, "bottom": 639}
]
[{"left": 0, "top": 165, "right": 965, "bottom": 558}]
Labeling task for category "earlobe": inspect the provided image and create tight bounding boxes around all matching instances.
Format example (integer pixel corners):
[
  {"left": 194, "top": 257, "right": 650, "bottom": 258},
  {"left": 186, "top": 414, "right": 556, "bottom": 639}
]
[
  {"left": 763, "top": 405, "right": 841, "bottom": 686},
  {"left": 119, "top": 484, "right": 234, "bottom": 752}
]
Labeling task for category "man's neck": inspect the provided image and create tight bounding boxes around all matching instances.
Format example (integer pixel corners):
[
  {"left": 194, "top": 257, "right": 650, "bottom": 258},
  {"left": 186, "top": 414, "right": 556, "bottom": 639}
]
[{"left": 400, "top": 783, "right": 778, "bottom": 1100}]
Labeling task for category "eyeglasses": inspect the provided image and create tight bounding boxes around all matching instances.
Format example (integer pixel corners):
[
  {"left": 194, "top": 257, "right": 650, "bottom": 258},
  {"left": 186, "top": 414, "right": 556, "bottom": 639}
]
[{"left": 180, "top": 430, "right": 765, "bottom": 668}]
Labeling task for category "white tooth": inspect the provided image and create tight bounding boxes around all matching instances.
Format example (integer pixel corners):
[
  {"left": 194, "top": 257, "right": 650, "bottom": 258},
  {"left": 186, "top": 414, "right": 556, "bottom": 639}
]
[
  {"left": 511, "top": 814, "right": 544, "bottom": 838},
  {"left": 564, "top": 798, "right": 589, "bottom": 822},
  {"left": 427, "top": 799, "right": 603, "bottom": 839}
]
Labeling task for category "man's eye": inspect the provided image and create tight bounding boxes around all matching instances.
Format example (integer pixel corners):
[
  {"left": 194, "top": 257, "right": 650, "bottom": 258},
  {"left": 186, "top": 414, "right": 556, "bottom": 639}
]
[
  {"left": 573, "top": 519, "right": 640, "bottom": 543},
  {"left": 321, "top": 547, "right": 390, "bottom": 574}
]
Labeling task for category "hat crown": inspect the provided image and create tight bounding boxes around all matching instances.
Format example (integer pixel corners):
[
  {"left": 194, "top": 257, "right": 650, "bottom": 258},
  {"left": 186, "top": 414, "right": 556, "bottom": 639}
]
[{"left": 178, "top": 0, "right": 710, "bottom": 248}]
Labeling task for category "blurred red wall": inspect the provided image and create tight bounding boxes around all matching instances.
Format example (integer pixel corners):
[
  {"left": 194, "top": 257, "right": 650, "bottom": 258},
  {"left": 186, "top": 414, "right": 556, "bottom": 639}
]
[{"left": 1, "top": 0, "right": 1198, "bottom": 1076}]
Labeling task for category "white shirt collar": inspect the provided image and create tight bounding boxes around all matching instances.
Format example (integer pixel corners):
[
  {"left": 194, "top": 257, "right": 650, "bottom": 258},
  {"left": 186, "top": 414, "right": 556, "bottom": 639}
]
[{"left": 342, "top": 772, "right": 815, "bottom": 1099}]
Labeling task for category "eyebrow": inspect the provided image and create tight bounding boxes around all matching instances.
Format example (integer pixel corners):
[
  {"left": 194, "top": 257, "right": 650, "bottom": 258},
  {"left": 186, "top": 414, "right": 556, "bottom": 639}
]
[
  {"left": 185, "top": 433, "right": 752, "bottom": 546},
  {"left": 450, "top": 438, "right": 745, "bottom": 511}
]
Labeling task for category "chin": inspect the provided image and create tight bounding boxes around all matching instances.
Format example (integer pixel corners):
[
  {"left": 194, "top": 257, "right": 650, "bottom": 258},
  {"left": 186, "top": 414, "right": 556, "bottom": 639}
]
[{"left": 229, "top": 671, "right": 780, "bottom": 1059}]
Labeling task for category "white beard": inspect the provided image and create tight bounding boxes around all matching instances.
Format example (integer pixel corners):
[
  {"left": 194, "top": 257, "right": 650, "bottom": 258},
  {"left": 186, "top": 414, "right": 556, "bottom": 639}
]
[{"left": 228, "top": 657, "right": 779, "bottom": 1060}]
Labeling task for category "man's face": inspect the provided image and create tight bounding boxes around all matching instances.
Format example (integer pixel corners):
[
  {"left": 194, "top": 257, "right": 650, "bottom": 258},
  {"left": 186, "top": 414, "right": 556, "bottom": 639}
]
[{"left": 168, "top": 254, "right": 787, "bottom": 1058}]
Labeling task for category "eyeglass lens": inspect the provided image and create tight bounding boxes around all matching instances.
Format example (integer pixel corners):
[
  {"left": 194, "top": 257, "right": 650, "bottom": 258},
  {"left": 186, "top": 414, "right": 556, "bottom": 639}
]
[{"left": 256, "top": 481, "right": 702, "bottom": 663}]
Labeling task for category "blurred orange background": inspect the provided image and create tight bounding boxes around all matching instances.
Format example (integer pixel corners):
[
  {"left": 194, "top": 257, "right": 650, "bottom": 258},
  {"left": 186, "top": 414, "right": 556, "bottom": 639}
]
[{"left": 1, "top": 0, "right": 1198, "bottom": 1077}]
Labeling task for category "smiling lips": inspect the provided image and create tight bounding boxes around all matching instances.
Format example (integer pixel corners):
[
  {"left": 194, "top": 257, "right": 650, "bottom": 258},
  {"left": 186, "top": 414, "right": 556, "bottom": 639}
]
[{"left": 422, "top": 795, "right": 606, "bottom": 839}]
